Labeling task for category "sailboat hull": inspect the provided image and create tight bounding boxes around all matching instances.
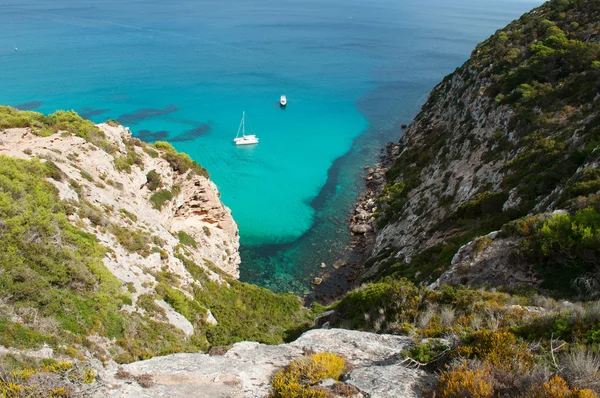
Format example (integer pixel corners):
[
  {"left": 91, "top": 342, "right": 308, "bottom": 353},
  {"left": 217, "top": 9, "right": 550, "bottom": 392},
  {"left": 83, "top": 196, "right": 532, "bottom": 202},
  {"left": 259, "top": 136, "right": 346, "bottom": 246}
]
[{"left": 234, "top": 136, "right": 259, "bottom": 145}]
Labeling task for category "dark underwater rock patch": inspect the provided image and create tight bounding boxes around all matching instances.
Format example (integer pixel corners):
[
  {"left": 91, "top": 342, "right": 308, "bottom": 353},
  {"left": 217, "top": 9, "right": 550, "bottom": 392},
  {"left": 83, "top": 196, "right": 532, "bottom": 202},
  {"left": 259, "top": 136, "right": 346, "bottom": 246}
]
[
  {"left": 170, "top": 124, "right": 211, "bottom": 142},
  {"left": 117, "top": 105, "right": 179, "bottom": 125},
  {"left": 14, "top": 101, "right": 42, "bottom": 110},
  {"left": 164, "top": 117, "right": 208, "bottom": 127},
  {"left": 134, "top": 129, "right": 170, "bottom": 142},
  {"left": 79, "top": 107, "right": 110, "bottom": 119}
]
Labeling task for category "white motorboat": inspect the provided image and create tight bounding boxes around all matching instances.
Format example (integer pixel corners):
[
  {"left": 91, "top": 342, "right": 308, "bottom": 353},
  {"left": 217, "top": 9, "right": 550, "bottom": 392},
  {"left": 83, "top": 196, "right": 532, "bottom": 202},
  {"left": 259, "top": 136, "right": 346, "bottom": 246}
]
[
  {"left": 234, "top": 111, "right": 259, "bottom": 146},
  {"left": 280, "top": 95, "right": 287, "bottom": 107}
]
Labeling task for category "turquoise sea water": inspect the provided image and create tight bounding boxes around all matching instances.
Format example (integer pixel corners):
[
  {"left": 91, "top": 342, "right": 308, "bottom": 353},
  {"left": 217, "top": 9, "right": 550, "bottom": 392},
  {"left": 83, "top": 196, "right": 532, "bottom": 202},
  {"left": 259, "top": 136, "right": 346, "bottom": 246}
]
[{"left": 1, "top": 0, "right": 540, "bottom": 293}]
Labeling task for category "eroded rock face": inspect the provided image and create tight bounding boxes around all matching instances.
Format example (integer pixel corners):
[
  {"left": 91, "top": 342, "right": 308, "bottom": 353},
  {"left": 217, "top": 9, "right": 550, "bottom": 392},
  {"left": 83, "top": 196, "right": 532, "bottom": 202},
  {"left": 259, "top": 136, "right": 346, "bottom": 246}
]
[
  {"left": 97, "top": 329, "right": 433, "bottom": 398},
  {"left": 430, "top": 231, "right": 541, "bottom": 289},
  {"left": 0, "top": 124, "right": 240, "bottom": 336},
  {"left": 360, "top": 6, "right": 600, "bottom": 287},
  {"left": 363, "top": 69, "right": 518, "bottom": 280}
]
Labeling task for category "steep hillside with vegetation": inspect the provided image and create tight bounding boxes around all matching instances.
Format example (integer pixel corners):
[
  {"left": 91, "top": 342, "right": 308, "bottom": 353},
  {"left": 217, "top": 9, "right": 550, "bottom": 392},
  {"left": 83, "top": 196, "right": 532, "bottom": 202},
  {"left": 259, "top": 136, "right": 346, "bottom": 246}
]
[
  {"left": 333, "top": 0, "right": 600, "bottom": 396},
  {"left": 0, "top": 106, "right": 314, "bottom": 395},
  {"left": 361, "top": 0, "right": 600, "bottom": 293}
]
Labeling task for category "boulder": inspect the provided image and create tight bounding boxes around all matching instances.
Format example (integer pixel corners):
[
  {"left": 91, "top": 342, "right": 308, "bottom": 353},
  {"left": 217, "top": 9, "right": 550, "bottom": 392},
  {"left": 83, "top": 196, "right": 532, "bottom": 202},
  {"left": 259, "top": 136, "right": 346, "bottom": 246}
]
[{"left": 351, "top": 224, "right": 373, "bottom": 234}]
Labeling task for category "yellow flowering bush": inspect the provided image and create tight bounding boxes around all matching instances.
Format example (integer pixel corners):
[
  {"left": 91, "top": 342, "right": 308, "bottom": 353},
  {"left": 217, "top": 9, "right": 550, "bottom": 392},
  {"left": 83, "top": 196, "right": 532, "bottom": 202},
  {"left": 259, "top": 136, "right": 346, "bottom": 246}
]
[
  {"left": 525, "top": 375, "right": 597, "bottom": 398},
  {"left": 270, "top": 352, "right": 346, "bottom": 398},
  {"left": 437, "top": 363, "right": 494, "bottom": 398}
]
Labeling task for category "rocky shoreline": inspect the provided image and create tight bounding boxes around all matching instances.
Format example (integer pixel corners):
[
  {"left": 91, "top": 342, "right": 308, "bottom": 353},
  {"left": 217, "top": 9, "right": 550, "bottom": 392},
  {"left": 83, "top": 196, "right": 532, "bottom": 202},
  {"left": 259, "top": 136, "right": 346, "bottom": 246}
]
[
  {"left": 310, "top": 141, "right": 403, "bottom": 304},
  {"left": 348, "top": 142, "right": 402, "bottom": 263}
]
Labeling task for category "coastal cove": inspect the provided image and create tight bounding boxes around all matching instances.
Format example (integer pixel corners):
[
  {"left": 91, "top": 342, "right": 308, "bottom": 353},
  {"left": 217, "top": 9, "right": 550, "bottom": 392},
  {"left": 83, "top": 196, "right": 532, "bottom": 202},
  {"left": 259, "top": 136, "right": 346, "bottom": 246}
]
[{"left": 0, "top": 0, "right": 541, "bottom": 293}]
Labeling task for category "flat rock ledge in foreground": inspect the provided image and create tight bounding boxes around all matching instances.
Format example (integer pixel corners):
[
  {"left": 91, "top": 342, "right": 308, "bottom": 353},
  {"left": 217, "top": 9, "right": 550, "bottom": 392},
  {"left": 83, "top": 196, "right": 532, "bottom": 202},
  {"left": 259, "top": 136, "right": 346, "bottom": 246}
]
[{"left": 96, "top": 328, "right": 433, "bottom": 398}]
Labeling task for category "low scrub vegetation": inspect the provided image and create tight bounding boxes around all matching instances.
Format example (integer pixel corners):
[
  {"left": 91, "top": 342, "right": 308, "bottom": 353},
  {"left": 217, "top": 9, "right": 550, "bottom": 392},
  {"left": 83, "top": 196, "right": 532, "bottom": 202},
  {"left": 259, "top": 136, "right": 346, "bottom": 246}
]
[
  {"left": 175, "top": 251, "right": 315, "bottom": 346},
  {"left": 154, "top": 141, "right": 209, "bottom": 178},
  {"left": 332, "top": 276, "right": 600, "bottom": 397},
  {"left": 109, "top": 224, "right": 152, "bottom": 257},
  {"left": 0, "top": 106, "right": 117, "bottom": 152},
  {"left": 504, "top": 206, "right": 600, "bottom": 298},
  {"left": 270, "top": 352, "right": 346, "bottom": 398},
  {"left": 0, "top": 359, "right": 96, "bottom": 397},
  {"left": 0, "top": 155, "right": 315, "bottom": 366},
  {"left": 146, "top": 170, "right": 162, "bottom": 191},
  {"left": 0, "top": 156, "right": 128, "bottom": 339},
  {"left": 150, "top": 189, "right": 173, "bottom": 210},
  {"left": 177, "top": 230, "right": 197, "bottom": 248}
]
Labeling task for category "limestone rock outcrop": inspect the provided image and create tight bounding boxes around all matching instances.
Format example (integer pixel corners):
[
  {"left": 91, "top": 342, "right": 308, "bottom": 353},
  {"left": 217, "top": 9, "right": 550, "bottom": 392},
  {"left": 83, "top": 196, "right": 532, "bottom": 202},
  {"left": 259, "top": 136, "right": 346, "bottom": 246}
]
[
  {"left": 0, "top": 123, "right": 240, "bottom": 336},
  {"left": 429, "top": 231, "right": 541, "bottom": 289},
  {"left": 97, "top": 328, "right": 434, "bottom": 398}
]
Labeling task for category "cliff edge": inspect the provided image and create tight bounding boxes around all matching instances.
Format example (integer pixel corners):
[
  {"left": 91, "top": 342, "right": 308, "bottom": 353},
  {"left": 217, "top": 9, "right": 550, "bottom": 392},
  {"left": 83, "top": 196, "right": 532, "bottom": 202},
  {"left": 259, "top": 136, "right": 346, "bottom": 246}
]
[{"left": 0, "top": 107, "right": 313, "bottom": 375}]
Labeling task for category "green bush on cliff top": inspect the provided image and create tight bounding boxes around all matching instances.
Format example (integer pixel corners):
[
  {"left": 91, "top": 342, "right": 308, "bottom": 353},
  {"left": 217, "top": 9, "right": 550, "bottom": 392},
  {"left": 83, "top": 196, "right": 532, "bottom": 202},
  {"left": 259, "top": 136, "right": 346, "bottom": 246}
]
[
  {"left": 154, "top": 141, "right": 209, "bottom": 178},
  {"left": 0, "top": 106, "right": 114, "bottom": 150}
]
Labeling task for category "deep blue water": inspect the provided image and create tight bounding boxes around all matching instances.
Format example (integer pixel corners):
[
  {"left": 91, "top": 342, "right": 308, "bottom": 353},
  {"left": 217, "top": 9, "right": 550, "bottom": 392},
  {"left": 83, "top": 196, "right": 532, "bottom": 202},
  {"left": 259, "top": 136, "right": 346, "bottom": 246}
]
[{"left": 0, "top": 0, "right": 541, "bottom": 293}]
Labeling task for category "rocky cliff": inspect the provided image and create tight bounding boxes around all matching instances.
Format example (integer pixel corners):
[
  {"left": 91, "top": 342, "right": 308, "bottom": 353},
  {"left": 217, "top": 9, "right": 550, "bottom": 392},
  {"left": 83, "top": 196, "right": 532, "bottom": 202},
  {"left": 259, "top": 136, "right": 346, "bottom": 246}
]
[
  {"left": 0, "top": 107, "right": 313, "bottom": 380},
  {"left": 358, "top": 0, "right": 600, "bottom": 295},
  {"left": 2, "top": 121, "right": 240, "bottom": 280},
  {"left": 332, "top": 2, "right": 600, "bottom": 395}
]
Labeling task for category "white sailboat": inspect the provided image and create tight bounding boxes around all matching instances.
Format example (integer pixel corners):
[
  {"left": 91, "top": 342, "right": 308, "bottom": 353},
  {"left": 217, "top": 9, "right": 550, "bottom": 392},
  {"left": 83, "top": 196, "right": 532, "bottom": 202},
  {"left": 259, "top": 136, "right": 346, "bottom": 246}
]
[{"left": 234, "top": 111, "right": 259, "bottom": 146}]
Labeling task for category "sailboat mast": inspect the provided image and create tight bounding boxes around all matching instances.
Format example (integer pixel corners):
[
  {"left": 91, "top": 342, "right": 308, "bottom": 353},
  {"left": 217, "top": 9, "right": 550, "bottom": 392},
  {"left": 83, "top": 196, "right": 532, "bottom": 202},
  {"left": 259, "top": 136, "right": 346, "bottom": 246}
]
[{"left": 242, "top": 111, "right": 245, "bottom": 137}]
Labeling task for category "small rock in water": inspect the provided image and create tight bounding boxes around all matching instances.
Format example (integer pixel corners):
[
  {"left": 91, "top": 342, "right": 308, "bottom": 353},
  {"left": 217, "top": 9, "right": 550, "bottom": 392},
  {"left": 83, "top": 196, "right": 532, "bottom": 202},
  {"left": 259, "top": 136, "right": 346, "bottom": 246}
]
[
  {"left": 351, "top": 224, "right": 373, "bottom": 234},
  {"left": 312, "top": 277, "right": 323, "bottom": 285},
  {"left": 320, "top": 263, "right": 327, "bottom": 268}
]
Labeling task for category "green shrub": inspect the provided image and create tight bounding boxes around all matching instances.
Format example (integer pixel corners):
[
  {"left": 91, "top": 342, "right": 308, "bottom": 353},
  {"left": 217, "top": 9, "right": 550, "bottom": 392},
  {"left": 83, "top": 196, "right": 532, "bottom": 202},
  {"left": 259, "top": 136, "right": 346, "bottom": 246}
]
[
  {"left": 109, "top": 224, "right": 152, "bottom": 257},
  {"left": 77, "top": 200, "right": 108, "bottom": 227},
  {"left": 154, "top": 141, "right": 209, "bottom": 177},
  {"left": 0, "top": 107, "right": 113, "bottom": 148},
  {"left": 146, "top": 170, "right": 162, "bottom": 191},
  {"left": 517, "top": 207, "right": 600, "bottom": 297},
  {"left": 0, "top": 106, "right": 54, "bottom": 136},
  {"left": 403, "top": 339, "right": 449, "bottom": 364},
  {"left": 143, "top": 146, "right": 159, "bottom": 158},
  {"left": 177, "top": 230, "right": 197, "bottom": 248},
  {"left": 119, "top": 208, "right": 138, "bottom": 223},
  {"left": 150, "top": 189, "right": 173, "bottom": 210},
  {"left": 42, "top": 160, "right": 65, "bottom": 182},
  {"left": 0, "top": 319, "right": 56, "bottom": 349},
  {"left": 156, "top": 284, "right": 195, "bottom": 322},
  {"left": 80, "top": 170, "right": 93, "bottom": 182},
  {"left": 113, "top": 155, "right": 132, "bottom": 173},
  {"left": 454, "top": 191, "right": 508, "bottom": 220},
  {"left": 175, "top": 252, "right": 314, "bottom": 345},
  {"left": 334, "top": 279, "right": 424, "bottom": 331}
]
